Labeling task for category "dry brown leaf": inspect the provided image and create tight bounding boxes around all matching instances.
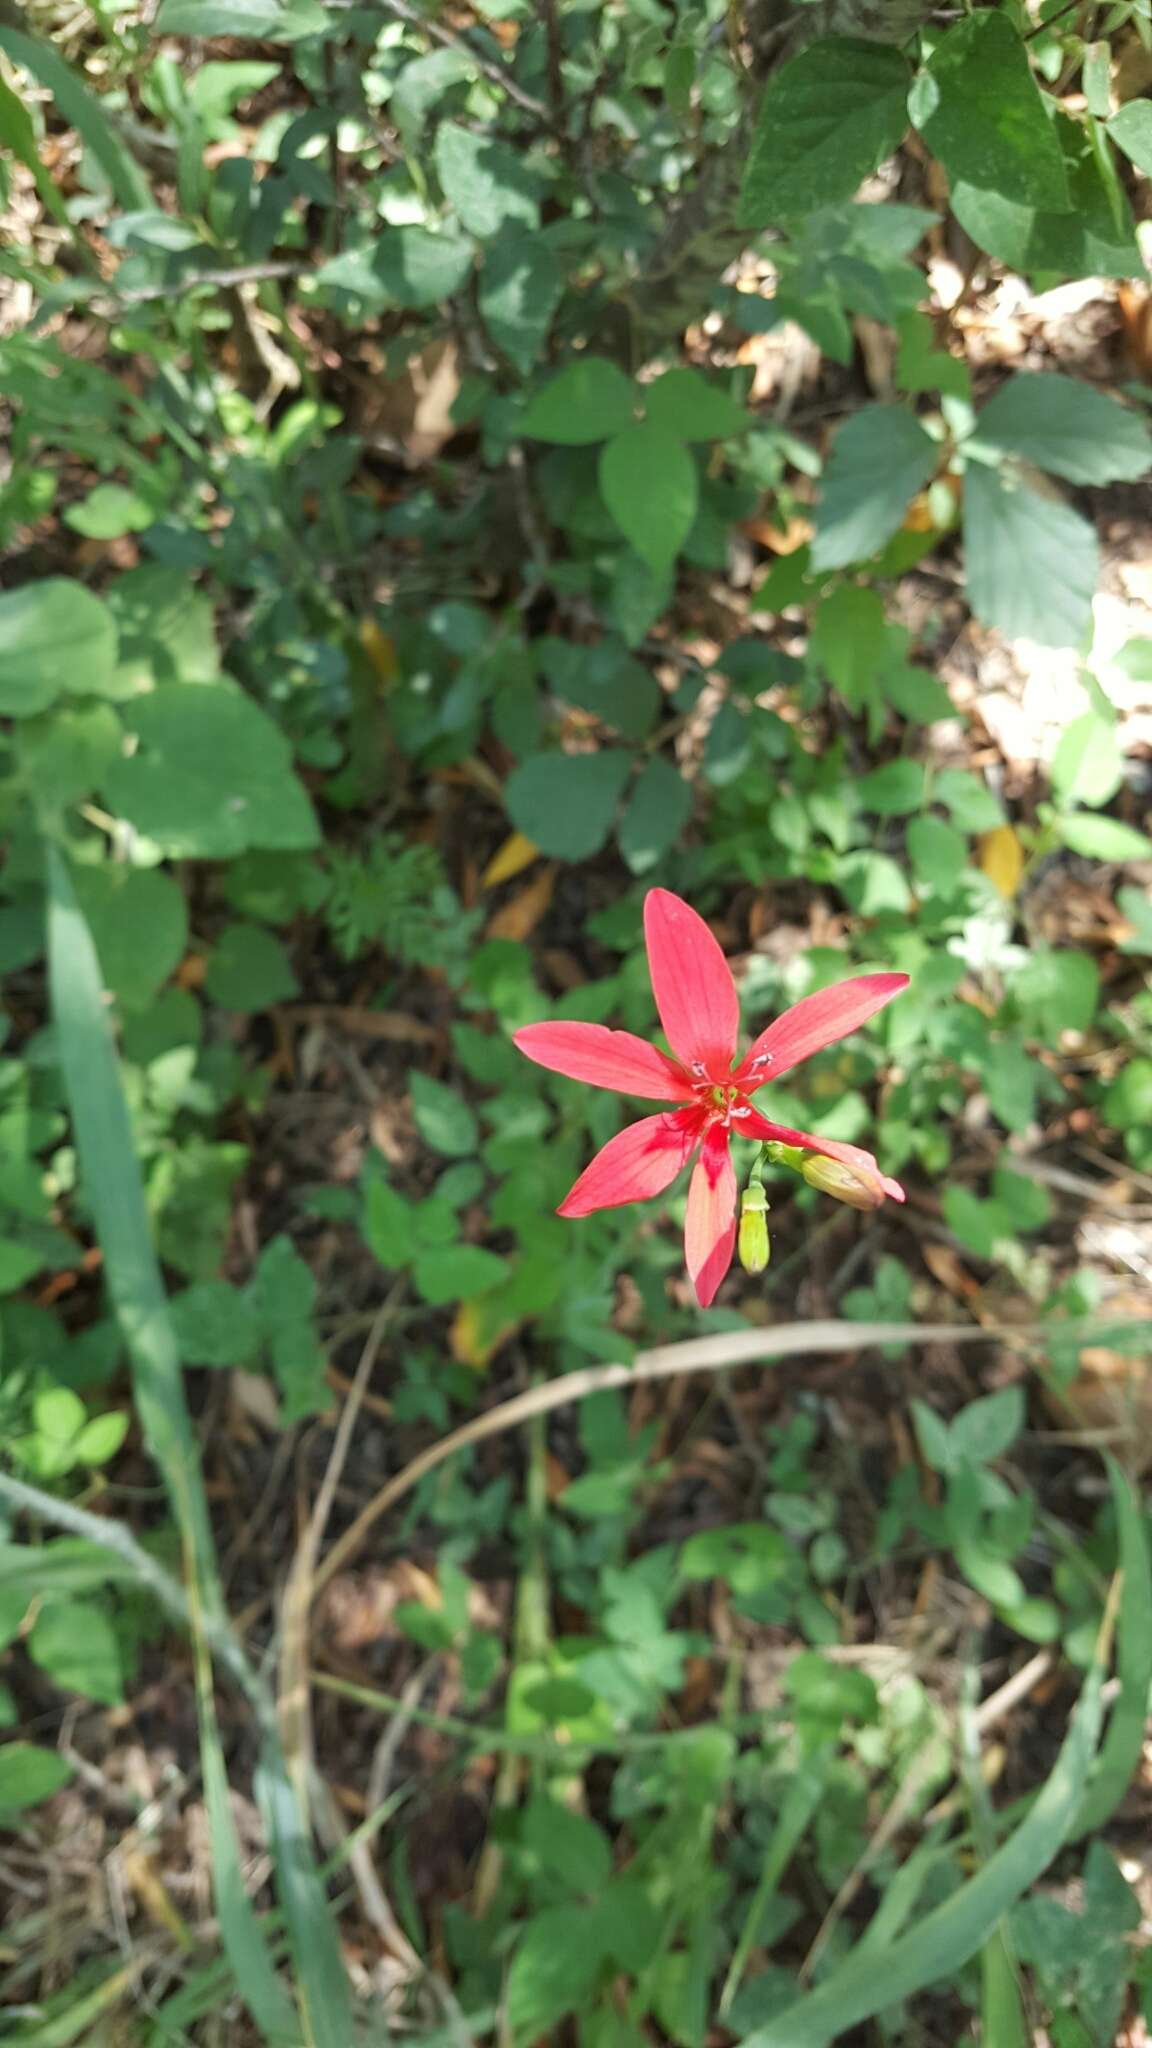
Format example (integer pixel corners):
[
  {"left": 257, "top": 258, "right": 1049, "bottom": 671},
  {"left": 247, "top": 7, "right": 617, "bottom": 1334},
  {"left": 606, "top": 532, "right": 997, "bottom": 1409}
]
[
  {"left": 921, "top": 1242, "right": 983, "bottom": 1305},
  {"left": 486, "top": 866, "right": 556, "bottom": 941}
]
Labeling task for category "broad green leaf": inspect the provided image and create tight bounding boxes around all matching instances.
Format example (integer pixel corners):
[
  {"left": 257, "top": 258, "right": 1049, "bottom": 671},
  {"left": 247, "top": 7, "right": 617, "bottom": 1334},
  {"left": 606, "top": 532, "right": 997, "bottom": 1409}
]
[
  {"left": 739, "top": 39, "right": 910, "bottom": 226},
  {"left": 413, "top": 1244, "right": 509, "bottom": 1304},
  {"left": 618, "top": 757, "right": 693, "bottom": 874},
  {"left": 1051, "top": 713, "right": 1125, "bottom": 809},
  {"left": 936, "top": 768, "right": 1004, "bottom": 831},
  {"left": 16, "top": 703, "right": 122, "bottom": 810},
  {"left": 0, "top": 579, "right": 117, "bottom": 716},
  {"left": 204, "top": 923, "right": 298, "bottom": 1011},
  {"left": 952, "top": 111, "right": 1142, "bottom": 279},
  {"left": 812, "top": 405, "right": 937, "bottom": 570},
  {"left": 521, "top": 358, "right": 638, "bottom": 445},
  {"left": 0, "top": 1742, "right": 73, "bottom": 1813},
  {"left": 1107, "top": 99, "right": 1152, "bottom": 175},
  {"left": 949, "top": 1386, "right": 1024, "bottom": 1467},
  {"left": 171, "top": 1281, "right": 260, "bottom": 1366},
  {"left": 976, "top": 373, "right": 1152, "bottom": 487},
  {"left": 28, "top": 1598, "right": 124, "bottom": 1705},
  {"left": 64, "top": 484, "right": 157, "bottom": 539},
  {"left": 390, "top": 48, "right": 473, "bottom": 146},
  {"left": 409, "top": 1072, "right": 478, "bottom": 1158},
  {"left": 106, "top": 564, "right": 220, "bottom": 688},
  {"left": 75, "top": 864, "right": 188, "bottom": 1014},
  {"left": 739, "top": 1658, "right": 1103, "bottom": 2047},
  {"left": 909, "top": 13, "right": 1068, "bottom": 211},
  {"left": 373, "top": 225, "right": 473, "bottom": 308},
  {"left": 643, "top": 368, "right": 748, "bottom": 441},
  {"left": 362, "top": 1179, "right": 416, "bottom": 1269},
  {"left": 599, "top": 423, "right": 697, "bottom": 573},
  {"left": 1012, "top": 950, "right": 1100, "bottom": 1036},
  {"left": 856, "top": 758, "right": 924, "bottom": 815},
  {"left": 506, "top": 1905, "right": 606, "bottom": 2038},
  {"left": 435, "top": 121, "right": 540, "bottom": 237},
  {"left": 906, "top": 814, "right": 966, "bottom": 891},
  {"left": 478, "top": 231, "right": 562, "bottom": 375},
  {"left": 537, "top": 635, "right": 659, "bottom": 740},
  {"left": 810, "top": 584, "right": 887, "bottom": 715},
  {"left": 963, "top": 462, "right": 1096, "bottom": 648},
  {"left": 505, "top": 749, "right": 632, "bottom": 860},
  {"left": 1058, "top": 814, "right": 1152, "bottom": 861},
  {"left": 154, "top": 0, "right": 325, "bottom": 34},
  {"left": 103, "top": 683, "right": 319, "bottom": 857}
]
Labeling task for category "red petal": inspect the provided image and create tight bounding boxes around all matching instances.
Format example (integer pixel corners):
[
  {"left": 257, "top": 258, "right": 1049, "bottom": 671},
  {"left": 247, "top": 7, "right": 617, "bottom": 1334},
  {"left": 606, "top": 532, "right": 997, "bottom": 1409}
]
[
  {"left": 643, "top": 889, "right": 740, "bottom": 1079},
  {"left": 734, "top": 973, "right": 908, "bottom": 1088},
  {"left": 743, "top": 1112, "right": 905, "bottom": 1203},
  {"left": 558, "top": 1109, "right": 703, "bottom": 1217},
  {"left": 513, "top": 1022, "right": 693, "bottom": 1100},
  {"left": 684, "top": 1123, "right": 737, "bottom": 1307}
]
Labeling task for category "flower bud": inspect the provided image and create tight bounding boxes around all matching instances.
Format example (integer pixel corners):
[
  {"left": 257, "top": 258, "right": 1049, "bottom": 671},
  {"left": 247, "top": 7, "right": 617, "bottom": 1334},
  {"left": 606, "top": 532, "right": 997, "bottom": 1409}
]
[
  {"left": 799, "top": 1154, "right": 882, "bottom": 1210},
  {"left": 738, "top": 1181, "right": 771, "bottom": 1273},
  {"left": 764, "top": 1141, "right": 807, "bottom": 1174}
]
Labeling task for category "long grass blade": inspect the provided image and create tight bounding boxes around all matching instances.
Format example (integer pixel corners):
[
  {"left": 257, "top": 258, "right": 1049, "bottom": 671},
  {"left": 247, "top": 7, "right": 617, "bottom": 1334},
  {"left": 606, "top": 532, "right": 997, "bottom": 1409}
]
[
  {"left": 0, "top": 26, "right": 152, "bottom": 212},
  {"left": 1071, "top": 1453, "right": 1152, "bottom": 1837},
  {"left": 737, "top": 1656, "right": 1105, "bottom": 2048},
  {"left": 46, "top": 847, "right": 303, "bottom": 2045}
]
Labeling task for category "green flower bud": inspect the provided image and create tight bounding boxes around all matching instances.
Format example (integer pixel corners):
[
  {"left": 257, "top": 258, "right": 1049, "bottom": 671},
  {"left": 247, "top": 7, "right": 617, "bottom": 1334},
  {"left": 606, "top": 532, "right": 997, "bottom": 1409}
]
[
  {"left": 738, "top": 1181, "right": 771, "bottom": 1273},
  {"left": 799, "top": 1154, "right": 881, "bottom": 1210},
  {"left": 764, "top": 1141, "right": 807, "bottom": 1174}
]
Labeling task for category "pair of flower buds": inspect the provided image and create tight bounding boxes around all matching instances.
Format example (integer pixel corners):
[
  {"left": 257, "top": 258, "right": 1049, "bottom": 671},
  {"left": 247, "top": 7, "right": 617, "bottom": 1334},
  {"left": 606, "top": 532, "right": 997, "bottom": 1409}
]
[{"left": 736, "top": 1139, "right": 882, "bottom": 1275}]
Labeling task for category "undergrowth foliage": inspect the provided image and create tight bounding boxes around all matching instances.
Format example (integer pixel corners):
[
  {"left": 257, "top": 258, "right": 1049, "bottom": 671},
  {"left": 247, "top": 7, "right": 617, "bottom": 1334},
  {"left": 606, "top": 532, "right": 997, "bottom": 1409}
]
[{"left": 0, "top": 0, "right": 1151, "bottom": 2042}]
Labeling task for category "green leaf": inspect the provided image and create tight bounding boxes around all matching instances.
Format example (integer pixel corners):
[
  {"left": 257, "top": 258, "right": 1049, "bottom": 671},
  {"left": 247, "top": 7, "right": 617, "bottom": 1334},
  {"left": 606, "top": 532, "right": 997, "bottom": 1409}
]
[
  {"left": 1051, "top": 713, "right": 1126, "bottom": 809},
  {"left": 505, "top": 749, "right": 632, "bottom": 860},
  {"left": 1107, "top": 99, "right": 1152, "bottom": 176},
  {"left": 17, "top": 702, "right": 123, "bottom": 809},
  {"left": 435, "top": 121, "right": 540, "bottom": 237},
  {"left": 413, "top": 1244, "right": 508, "bottom": 1304},
  {"left": 171, "top": 1281, "right": 260, "bottom": 1366},
  {"left": 936, "top": 769, "right": 1004, "bottom": 831},
  {"left": 204, "top": 923, "right": 298, "bottom": 1011},
  {"left": 950, "top": 1386, "right": 1024, "bottom": 1467},
  {"left": 507, "top": 1906, "right": 605, "bottom": 2038},
  {"left": 855, "top": 758, "right": 924, "bottom": 816},
  {"left": 103, "top": 683, "right": 319, "bottom": 857},
  {"left": 521, "top": 358, "right": 638, "bottom": 445},
  {"left": 643, "top": 368, "right": 749, "bottom": 441},
  {"left": 618, "top": 757, "right": 693, "bottom": 874},
  {"left": 811, "top": 406, "right": 937, "bottom": 570},
  {"left": 909, "top": 13, "right": 1068, "bottom": 212},
  {"left": 75, "top": 864, "right": 188, "bottom": 1013},
  {"left": 810, "top": 585, "right": 886, "bottom": 716},
  {"left": 599, "top": 424, "right": 697, "bottom": 573},
  {"left": 739, "top": 39, "right": 910, "bottom": 226},
  {"left": 28, "top": 1598, "right": 124, "bottom": 1705},
  {"left": 64, "top": 484, "right": 157, "bottom": 539},
  {"left": 522, "top": 1795, "right": 613, "bottom": 1895},
  {"left": 907, "top": 814, "right": 967, "bottom": 891},
  {"left": 154, "top": 0, "right": 325, "bottom": 35},
  {"left": 0, "top": 1743, "right": 73, "bottom": 1813},
  {"left": 976, "top": 373, "right": 1152, "bottom": 487},
  {"left": 0, "top": 579, "right": 117, "bottom": 716},
  {"left": 1012, "top": 950, "right": 1100, "bottom": 1036},
  {"left": 409, "top": 1072, "right": 478, "bottom": 1158},
  {"left": 1058, "top": 814, "right": 1152, "bottom": 861},
  {"left": 478, "top": 231, "right": 562, "bottom": 375},
  {"left": 1102, "top": 1058, "right": 1152, "bottom": 1131},
  {"left": 362, "top": 1179, "right": 416, "bottom": 1269},
  {"left": 371, "top": 226, "right": 473, "bottom": 308},
  {"left": 951, "top": 111, "right": 1141, "bottom": 279},
  {"left": 963, "top": 462, "right": 1096, "bottom": 649},
  {"left": 1073, "top": 1458, "right": 1152, "bottom": 1836},
  {"left": 537, "top": 635, "right": 659, "bottom": 740}
]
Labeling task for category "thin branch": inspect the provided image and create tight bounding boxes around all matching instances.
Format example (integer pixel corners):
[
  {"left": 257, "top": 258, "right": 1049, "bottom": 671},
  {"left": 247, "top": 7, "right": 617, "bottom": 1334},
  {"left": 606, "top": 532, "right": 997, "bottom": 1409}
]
[
  {"left": 311, "top": 1316, "right": 1047, "bottom": 1601},
  {"left": 92, "top": 261, "right": 308, "bottom": 308},
  {"left": 375, "top": 0, "right": 550, "bottom": 120}
]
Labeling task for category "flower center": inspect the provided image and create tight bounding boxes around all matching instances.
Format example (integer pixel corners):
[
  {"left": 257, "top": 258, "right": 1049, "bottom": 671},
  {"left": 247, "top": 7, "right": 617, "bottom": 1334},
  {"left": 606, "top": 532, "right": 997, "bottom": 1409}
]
[{"left": 701, "top": 1082, "right": 751, "bottom": 1129}]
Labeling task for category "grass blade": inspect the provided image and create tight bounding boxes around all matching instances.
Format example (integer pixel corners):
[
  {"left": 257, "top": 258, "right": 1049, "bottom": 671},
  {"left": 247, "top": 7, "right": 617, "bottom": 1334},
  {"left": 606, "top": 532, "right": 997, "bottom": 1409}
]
[
  {"left": 1072, "top": 1453, "right": 1152, "bottom": 1837},
  {"left": 46, "top": 847, "right": 305, "bottom": 2045},
  {"left": 0, "top": 26, "right": 152, "bottom": 212},
  {"left": 737, "top": 1656, "right": 1105, "bottom": 2048}
]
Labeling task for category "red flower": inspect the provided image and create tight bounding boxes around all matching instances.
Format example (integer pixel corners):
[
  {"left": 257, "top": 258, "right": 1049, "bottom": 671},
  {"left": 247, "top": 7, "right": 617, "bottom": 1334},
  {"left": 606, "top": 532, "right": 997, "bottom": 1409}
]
[{"left": 513, "top": 889, "right": 908, "bottom": 1308}]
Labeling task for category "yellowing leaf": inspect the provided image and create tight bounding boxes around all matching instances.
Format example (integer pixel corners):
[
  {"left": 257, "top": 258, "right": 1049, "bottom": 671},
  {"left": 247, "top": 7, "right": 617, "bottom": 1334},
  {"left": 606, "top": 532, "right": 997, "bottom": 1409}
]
[
  {"left": 449, "top": 1298, "right": 524, "bottom": 1370},
  {"left": 359, "top": 618, "right": 398, "bottom": 687},
  {"left": 481, "top": 831, "right": 540, "bottom": 888},
  {"left": 979, "top": 824, "right": 1024, "bottom": 898}
]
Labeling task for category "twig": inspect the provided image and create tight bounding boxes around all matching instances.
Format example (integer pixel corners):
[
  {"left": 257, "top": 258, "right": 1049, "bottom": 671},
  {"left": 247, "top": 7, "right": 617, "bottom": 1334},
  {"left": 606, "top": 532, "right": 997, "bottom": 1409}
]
[
  {"left": 278, "top": 1294, "right": 398, "bottom": 1818},
  {"left": 311, "top": 1317, "right": 1046, "bottom": 1602},
  {"left": 377, "top": 0, "right": 550, "bottom": 120},
  {"left": 91, "top": 260, "right": 307, "bottom": 308}
]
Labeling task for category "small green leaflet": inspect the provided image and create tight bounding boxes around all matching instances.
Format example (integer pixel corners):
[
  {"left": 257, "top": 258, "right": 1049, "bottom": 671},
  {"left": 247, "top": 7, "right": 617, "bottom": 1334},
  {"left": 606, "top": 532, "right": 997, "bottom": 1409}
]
[
  {"left": 962, "top": 463, "right": 1097, "bottom": 649},
  {"left": 520, "top": 358, "right": 637, "bottom": 444},
  {"left": 618, "top": 758, "right": 693, "bottom": 874},
  {"left": 739, "top": 39, "right": 910, "bottom": 227},
  {"left": 505, "top": 750, "right": 632, "bottom": 861},
  {"left": 811, "top": 405, "right": 937, "bottom": 571},
  {"left": 479, "top": 233, "right": 562, "bottom": 375},
  {"left": 975, "top": 372, "right": 1152, "bottom": 487},
  {"left": 1107, "top": 100, "right": 1152, "bottom": 176},
  {"left": 598, "top": 423, "right": 697, "bottom": 574},
  {"left": 435, "top": 122, "right": 540, "bottom": 238}
]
